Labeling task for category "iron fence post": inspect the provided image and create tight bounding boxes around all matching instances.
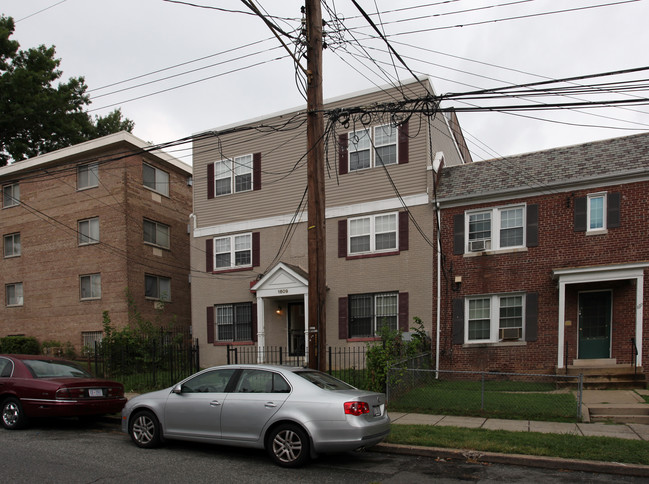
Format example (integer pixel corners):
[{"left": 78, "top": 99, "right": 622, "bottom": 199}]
[
  {"left": 578, "top": 373, "right": 583, "bottom": 421},
  {"left": 481, "top": 373, "right": 485, "bottom": 410}
]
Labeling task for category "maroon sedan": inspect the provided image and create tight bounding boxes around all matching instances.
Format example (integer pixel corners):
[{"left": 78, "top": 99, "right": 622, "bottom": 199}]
[{"left": 0, "top": 354, "right": 126, "bottom": 429}]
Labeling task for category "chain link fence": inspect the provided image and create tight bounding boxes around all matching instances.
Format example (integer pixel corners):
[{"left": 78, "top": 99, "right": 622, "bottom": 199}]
[{"left": 387, "top": 355, "right": 584, "bottom": 422}]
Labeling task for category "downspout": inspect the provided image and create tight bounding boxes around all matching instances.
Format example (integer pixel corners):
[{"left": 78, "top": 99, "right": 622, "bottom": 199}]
[{"left": 436, "top": 202, "right": 441, "bottom": 373}]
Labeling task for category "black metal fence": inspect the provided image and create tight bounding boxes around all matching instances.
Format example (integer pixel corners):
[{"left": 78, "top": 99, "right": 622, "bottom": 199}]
[
  {"left": 226, "top": 345, "right": 370, "bottom": 389},
  {"left": 387, "top": 355, "right": 584, "bottom": 422},
  {"left": 89, "top": 331, "right": 199, "bottom": 392}
]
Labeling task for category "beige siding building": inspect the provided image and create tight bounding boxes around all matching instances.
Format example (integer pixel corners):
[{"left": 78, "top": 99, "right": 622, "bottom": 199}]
[
  {"left": 191, "top": 79, "right": 470, "bottom": 367},
  {"left": 0, "top": 132, "right": 192, "bottom": 352}
]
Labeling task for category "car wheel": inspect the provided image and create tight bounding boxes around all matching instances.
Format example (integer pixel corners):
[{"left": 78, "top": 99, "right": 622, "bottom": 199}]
[
  {"left": 129, "top": 410, "right": 162, "bottom": 448},
  {"left": 2, "top": 397, "right": 27, "bottom": 430},
  {"left": 267, "top": 423, "right": 310, "bottom": 468}
]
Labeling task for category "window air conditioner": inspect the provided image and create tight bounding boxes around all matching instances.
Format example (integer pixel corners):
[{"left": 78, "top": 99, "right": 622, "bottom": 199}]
[
  {"left": 499, "top": 327, "right": 522, "bottom": 340},
  {"left": 469, "top": 239, "right": 490, "bottom": 252}
]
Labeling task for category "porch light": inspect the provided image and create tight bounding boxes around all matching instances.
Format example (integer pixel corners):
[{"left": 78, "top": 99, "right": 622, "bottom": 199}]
[{"left": 276, "top": 306, "right": 282, "bottom": 315}]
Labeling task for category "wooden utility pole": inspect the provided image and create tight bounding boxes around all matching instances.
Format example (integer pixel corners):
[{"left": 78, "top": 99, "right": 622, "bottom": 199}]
[{"left": 305, "top": 0, "right": 326, "bottom": 371}]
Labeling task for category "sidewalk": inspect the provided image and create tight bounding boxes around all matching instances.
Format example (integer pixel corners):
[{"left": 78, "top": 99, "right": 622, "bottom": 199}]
[{"left": 388, "top": 389, "right": 649, "bottom": 441}]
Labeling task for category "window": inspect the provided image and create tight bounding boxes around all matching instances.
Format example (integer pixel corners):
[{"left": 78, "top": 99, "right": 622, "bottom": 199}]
[
  {"left": 588, "top": 193, "right": 606, "bottom": 231},
  {"left": 143, "top": 219, "right": 170, "bottom": 249},
  {"left": 143, "top": 163, "right": 169, "bottom": 196},
  {"left": 77, "top": 163, "right": 98, "bottom": 190},
  {"left": 466, "top": 205, "right": 525, "bottom": 252},
  {"left": 348, "top": 212, "right": 397, "bottom": 255},
  {"left": 214, "top": 233, "right": 252, "bottom": 269},
  {"left": 82, "top": 331, "right": 103, "bottom": 354},
  {"left": 2, "top": 183, "right": 19, "bottom": 208},
  {"left": 145, "top": 275, "right": 171, "bottom": 301},
  {"left": 348, "top": 124, "right": 397, "bottom": 172},
  {"left": 466, "top": 294, "right": 524, "bottom": 343},
  {"left": 80, "top": 274, "right": 101, "bottom": 300},
  {"left": 214, "top": 154, "right": 253, "bottom": 196},
  {"left": 3, "top": 233, "right": 20, "bottom": 258},
  {"left": 349, "top": 292, "right": 398, "bottom": 338},
  {"left": 234, "top": 369, "right": 291, "bottom": 393},
  {"left": 216, "top": 303, "right": 252, "bottom": 342},
  {"left": 181, "top": 368, "right": 236, "bottom": 393},
  {"left": 78, "top": 218, "right": 100, "bottom": 245},
  {"left": 6, "top": 283, "right": 23, "bottom": 307}
]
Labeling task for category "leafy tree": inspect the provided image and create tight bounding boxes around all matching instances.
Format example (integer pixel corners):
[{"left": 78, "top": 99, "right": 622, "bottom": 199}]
[{"left": 0, "top": 15, "right": 134, "bottom": 166}]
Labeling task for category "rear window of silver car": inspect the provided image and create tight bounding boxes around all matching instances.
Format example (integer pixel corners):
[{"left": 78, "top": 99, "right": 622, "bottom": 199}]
[{"left": 293, "top": 371, "right": 355, "bottom": 390}]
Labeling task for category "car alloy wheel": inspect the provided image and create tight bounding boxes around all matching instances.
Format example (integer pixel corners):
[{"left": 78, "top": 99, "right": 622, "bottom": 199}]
[
  {"left": 129, "top": 410, "right": 162, "bottom": 448},
  {"left": 2, "top": 397, "right": 26, "bottom": 430},
  {"left": 268, "top": 424, "right": 310, "bottom": 468}
]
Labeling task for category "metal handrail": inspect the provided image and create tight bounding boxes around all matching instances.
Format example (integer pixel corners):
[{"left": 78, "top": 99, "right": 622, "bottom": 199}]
[{"left": 630, "top": 337, "right": 638, "bottom": 375}]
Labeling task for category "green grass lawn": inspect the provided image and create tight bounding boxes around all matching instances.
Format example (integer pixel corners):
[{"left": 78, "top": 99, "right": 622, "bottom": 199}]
[
  {"left": 389, "top": 381, "right": 580, "bottom": 422},
  {"left": 387, "top": 424, "right": 649, "bottom": 466}
]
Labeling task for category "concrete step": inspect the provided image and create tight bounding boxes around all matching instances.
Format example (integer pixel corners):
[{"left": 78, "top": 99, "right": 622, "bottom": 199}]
[
  {"left": 567, "top": 365, "right": 644, "bottom": 376},
  {"left": 588, "top": 403, "right": 649, "bottom": 424}
]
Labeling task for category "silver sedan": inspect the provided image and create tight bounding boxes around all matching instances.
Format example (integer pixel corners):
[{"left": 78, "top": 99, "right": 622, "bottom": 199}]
[{"left": 121, "top": 364, "right": 390, "bottom": 467}]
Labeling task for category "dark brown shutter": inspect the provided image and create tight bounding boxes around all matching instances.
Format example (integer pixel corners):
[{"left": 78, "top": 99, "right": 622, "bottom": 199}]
[
  {"left": 338, "top": 133, "right": 348, "bottom": 175},
  {"left": 607, "top": 192, "right": 620, "bottom": 228},
  {"left": 453, "top": 214, "right": 465, "bottom": 255},
  {"left": 526, "top": 204, "right": 539, "bottom": 247},
  {"left": 525, "top": 292, "right": 538, "bottom": 342},
  {"left": 253, "top": 152, "right": 261, "bottom": 191},
  {"left": 251, "top": 303, "right": 258, "bottom": 342},
  {"left": 252, "top": 232, "right": 260, "bottom": 267},
  {"left": 398, "top": 121, "right": 409, "bottom": 165},
  {"left": 207, "top": 163, "right": 214, "bottom": 199},
  {"left": 574, "top": 196, "right": 587, "bottom": 232},
  {"left": 338, "top": 297, "right": 348, "bottom": 339},
  {"left": 452, "top": 298, "right": 464, "bottom": 345},
  {"left": 338, "top": 219, "right": 347, "bottom": 258},
  {"left": 206, "top": 306, "right": 215, "bottom": 343},
  {"left": 399, "top": 211, "right": 409, "bottom": 251},
  {"left": 206, "top": 238, "right": 213, "bottom": 272},
  {"left": 398, "top": 292, "right": 409, "bottom": 332}
]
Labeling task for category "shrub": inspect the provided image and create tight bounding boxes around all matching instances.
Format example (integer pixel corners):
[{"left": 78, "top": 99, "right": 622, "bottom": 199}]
[{"left": 0, "top": 336, "right": 40, "bottom": 354}]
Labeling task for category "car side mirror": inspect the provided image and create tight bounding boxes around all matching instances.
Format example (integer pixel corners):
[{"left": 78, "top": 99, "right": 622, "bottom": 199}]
[{"left": 172, "top": 383, "right": 183, "bottom": 394}]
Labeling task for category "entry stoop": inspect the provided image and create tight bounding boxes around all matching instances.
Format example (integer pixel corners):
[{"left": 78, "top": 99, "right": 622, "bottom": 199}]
[{"left": 565, "top": 359, "right": 646, "bottom": 389}]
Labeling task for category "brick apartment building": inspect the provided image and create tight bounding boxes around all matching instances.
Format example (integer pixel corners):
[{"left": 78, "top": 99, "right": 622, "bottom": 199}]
[
  {"left": 191, "top": 79, "right": 472, "bottom": 368},
  {"left": 0, "top": 132, "right": 193, "bottom": 352},
  {"left": 434, "top": 133, "right": 649, "bottom": 381}
]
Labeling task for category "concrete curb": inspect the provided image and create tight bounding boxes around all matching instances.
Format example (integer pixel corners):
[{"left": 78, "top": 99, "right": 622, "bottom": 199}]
[{"left": 373, "top": 443, "right": 649, "bottom": 478}]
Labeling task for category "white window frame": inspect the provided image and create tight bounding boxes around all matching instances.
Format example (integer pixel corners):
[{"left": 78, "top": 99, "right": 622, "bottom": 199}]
[
  {"left": 465, "top": 204, "right": 526, "bottom": 253},
  {"left": 348, "top": 124, "right": 397, "bottom": 172},
  {"left": 3, "top": 233, "right": 20, "bottom": 258},
  {"left": 143, "top": 219, "right": 170, "bottom": 249},
  {"left": 77, "top": 162, "right": 99, "bottom": 190},
  {"left": 587, "top": 192, "right": 607, "bottom": 232},
  {"left": 143, "top": 163, "right": 169, "bottom": 197},
  {"left": 465, "top": 293, "right": 525, "bottom": 344},
  {"left": 214, "top": 154, "right": 253, "bottom": 196},
  {"left": 215, "top": 302, "right": 253, "bottom": 342},
  {"left": 78, "top": 217, "right": 100, "bottom": 246},
  {"left": 348, "top": 212, "right": 398, "bottom": 255},
  {"left": 6, "top": 282, "right": 23, "bottom": 307},
  {"left": 2, "top": 183, "right": 20, "bottom": 208},
  {"left": 348, "top": 292, "right": 398, "bottom": 338},
  {"left": 82, "top": 331, "right": 103, "bottom": 354},
  {"left": 80, "top": 274, "right": 101, "bottom": 300},
  {"left": 213, "top": 233, "right": 252, "bottom": 270},
  {"left": 145, "top": 274, "right": 171, "bottom": 301}
]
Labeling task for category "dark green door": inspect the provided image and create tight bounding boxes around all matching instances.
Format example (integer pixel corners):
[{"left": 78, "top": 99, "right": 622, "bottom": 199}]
[{"left": 578, "top": 291, "right": 612, "bottom": 359}]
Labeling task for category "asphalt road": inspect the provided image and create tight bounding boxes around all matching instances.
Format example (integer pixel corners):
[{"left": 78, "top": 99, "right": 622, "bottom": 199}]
[{"left": 0, "top": 418, "right": 645, "bottom": 483}]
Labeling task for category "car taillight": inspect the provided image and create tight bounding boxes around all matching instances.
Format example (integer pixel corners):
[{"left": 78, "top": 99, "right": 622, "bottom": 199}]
[
  {"left": 344, "top": 401, "right": 370, "bottom": 416},
  {"left": 56, "top": 388, "right": 85, "bottom": 399}
]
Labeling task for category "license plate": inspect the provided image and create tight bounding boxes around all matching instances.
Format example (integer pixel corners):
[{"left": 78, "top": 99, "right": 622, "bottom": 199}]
[
  {"left": 88, "top": 389, "right": 103, "bottom": 397},
  {"left": 373, "top": 406, "right": 381, "bottom": 417}
]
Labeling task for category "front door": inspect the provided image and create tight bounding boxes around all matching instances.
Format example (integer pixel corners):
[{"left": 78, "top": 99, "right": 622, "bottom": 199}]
[
  {"left": 578, "top": 291, "right": 612, "bottom": 359},
  {"left": 288, "top": 302, "right": 305, "bottom": 356}
]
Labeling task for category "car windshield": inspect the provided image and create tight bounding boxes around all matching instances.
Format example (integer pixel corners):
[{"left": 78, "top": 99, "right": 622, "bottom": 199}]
[
  {"left": 22, "top": 359, "right": 94, "bottom": 379},
  {"left": 293, "top": 370, "right": 355, "bottom": 390}
]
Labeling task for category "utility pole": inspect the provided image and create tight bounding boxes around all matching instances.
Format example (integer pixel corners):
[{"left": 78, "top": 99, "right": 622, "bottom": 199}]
[{"left": 305, "top": 0, "right": 326, "bottom": 371}]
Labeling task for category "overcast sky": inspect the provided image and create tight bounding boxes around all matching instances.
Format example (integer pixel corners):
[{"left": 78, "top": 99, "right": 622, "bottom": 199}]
[{"left": 3, "top": 0, "right": 649, "bottom": 165}]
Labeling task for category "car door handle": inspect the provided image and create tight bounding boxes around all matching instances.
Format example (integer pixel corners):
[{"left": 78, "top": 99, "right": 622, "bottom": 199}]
[
  {"left": 265, "top": 402, "right": 277, "bottom": 408},
  {"left": 210, "top": 400, "right": 222, "bottom": 407}
]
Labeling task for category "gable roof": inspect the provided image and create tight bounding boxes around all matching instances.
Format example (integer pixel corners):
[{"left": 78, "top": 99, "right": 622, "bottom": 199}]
[{"left": 436, "top": 132, "right": 649, "bottom": 205}]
